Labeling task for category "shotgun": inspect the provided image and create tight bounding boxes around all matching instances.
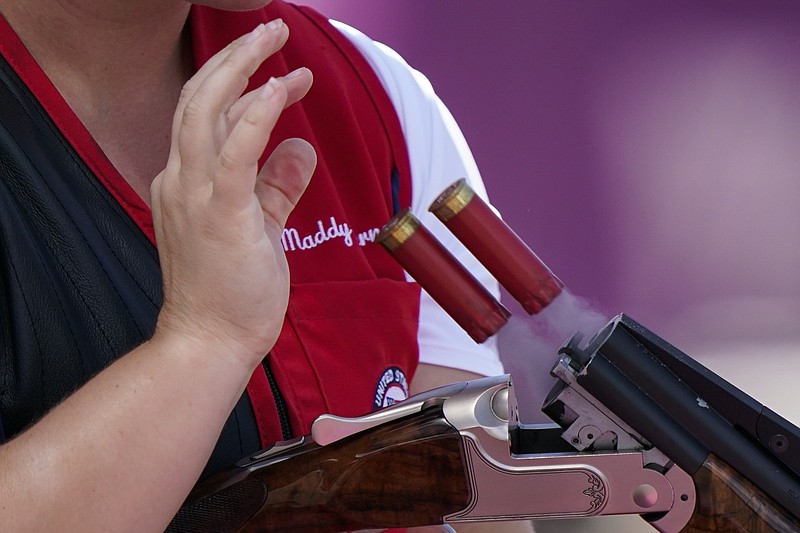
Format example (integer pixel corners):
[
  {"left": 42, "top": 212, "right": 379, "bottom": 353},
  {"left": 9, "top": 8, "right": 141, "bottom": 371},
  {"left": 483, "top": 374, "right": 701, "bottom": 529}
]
[{"left": 166, "top": 314, "right": 800, "bottom": 532}]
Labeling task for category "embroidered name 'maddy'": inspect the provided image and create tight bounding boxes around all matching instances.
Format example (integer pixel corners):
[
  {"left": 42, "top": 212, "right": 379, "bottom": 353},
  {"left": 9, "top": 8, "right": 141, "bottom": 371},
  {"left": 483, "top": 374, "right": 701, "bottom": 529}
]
[{"left": 281, "top": 216, "right": 381, "bottom": 252}]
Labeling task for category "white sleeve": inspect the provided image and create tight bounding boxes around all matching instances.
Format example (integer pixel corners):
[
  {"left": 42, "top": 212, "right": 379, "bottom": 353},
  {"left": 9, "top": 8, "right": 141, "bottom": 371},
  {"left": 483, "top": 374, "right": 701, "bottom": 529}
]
[{"left": 332, "top": 20, "right": 505, "bottom": 377}]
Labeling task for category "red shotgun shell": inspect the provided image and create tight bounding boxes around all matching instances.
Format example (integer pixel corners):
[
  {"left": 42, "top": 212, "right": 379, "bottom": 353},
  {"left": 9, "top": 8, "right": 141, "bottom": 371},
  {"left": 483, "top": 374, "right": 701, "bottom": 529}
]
[
  {"left": 377, "top": 209, "right": 510, "bottom": 343},
  {"left": 429, "top": 179, "right": 563, "bottom": 314}
]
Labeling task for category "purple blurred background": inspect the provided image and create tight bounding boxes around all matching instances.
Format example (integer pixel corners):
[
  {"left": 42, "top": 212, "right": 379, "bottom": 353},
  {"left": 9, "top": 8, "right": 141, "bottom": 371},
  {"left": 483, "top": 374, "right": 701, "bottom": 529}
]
[{"left": 296, "top": 0, "right": 800, "bottom": 356}]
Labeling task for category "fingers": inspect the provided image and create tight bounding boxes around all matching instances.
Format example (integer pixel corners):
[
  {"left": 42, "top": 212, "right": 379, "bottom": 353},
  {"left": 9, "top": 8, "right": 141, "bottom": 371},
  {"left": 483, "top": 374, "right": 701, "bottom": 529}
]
[
  {"left": 211, "top": 66, "right": 313, "bottom": 206},
  {"left": 226, "top": 67, "right": 313, "bottom": 127},
  {"left": 156, "top": 19, "right": 315, "bottom": 225},
  {"left": 211, "top": 77, "right": 289, "bottom": 207},
  {"left": 255, "top": 138, "right": 317, "bottom": 231},
  {"left": 174, "top": 19, "right": 290, "bottom": 168},
  {"left": 168, "top": 22, "right": 277, "bottom": 155}
]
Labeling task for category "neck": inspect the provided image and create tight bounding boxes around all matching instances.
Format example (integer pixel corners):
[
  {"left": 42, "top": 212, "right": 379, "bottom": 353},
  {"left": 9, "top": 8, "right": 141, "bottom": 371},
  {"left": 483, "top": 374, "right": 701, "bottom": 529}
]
[
  {"left": 0, "top": 1, "right": 192, "bottom": 88},
  {"left": 0, "top": 0, "right": 195, "bottom": 204}
]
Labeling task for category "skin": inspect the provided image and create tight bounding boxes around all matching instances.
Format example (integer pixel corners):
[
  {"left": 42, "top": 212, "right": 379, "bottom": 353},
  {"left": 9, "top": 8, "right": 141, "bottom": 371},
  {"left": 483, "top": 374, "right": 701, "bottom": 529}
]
[{"left": 0, "top": 1, "right": 534, "bottom": 531}]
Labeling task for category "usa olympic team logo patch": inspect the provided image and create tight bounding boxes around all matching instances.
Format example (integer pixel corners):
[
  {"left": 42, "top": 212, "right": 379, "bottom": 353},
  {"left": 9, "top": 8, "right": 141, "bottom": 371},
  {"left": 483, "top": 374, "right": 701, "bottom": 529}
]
[{"left": 374, "top": 367, "right": 409, "bottom": 409}]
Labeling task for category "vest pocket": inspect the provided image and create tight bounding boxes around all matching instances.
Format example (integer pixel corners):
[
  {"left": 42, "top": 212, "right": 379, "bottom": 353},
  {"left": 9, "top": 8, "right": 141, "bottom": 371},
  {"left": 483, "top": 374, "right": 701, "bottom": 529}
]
[{"left": 267, "top": 278, "right": 421, "bottom": 435}]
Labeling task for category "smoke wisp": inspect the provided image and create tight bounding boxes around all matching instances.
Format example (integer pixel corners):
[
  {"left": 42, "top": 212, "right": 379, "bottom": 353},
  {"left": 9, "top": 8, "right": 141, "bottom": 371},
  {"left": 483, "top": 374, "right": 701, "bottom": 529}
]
[{"left": 497, "top": 289, "right": 609, "bottom": 422}]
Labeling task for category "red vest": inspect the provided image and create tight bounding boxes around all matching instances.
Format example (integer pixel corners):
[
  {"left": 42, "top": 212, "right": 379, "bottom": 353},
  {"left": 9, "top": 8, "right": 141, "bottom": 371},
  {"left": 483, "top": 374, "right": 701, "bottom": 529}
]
[{"left": 0, "top": 1, "right": 420, "bottom": 462}]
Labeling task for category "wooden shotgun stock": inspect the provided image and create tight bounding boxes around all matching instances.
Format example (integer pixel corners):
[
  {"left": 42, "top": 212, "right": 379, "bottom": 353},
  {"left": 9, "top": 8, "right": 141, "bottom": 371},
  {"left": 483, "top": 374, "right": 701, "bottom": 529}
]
[{"left": 167, "top": 405, "right": 471, "bottom": 533}]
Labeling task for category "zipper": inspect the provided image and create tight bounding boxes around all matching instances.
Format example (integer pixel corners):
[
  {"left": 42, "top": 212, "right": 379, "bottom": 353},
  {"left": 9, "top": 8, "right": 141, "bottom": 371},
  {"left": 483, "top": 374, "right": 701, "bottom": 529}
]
[{"left": 262, "top": 361, "right": 293, "bottom": 441}]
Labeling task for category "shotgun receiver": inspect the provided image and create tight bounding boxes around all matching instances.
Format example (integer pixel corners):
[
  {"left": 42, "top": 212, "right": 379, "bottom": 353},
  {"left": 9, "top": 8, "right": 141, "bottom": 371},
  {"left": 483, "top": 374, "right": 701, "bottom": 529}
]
[{"left": 167, "top": 314, "right": 800, "bottom": 532}]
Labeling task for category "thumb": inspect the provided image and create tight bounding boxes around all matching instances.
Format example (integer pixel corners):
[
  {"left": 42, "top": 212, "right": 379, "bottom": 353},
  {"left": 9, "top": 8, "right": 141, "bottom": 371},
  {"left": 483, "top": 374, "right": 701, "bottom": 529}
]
[{"left": 256, "top": 138, "right": 317, "bottom": 230}]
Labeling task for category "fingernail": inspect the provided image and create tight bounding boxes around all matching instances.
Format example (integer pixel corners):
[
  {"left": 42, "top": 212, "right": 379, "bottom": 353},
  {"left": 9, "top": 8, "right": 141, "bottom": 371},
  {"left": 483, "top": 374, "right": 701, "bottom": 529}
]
[
  {"left": 284, "top": 67, "right": 309, "bottom": 79},
  {"left": 245, "top": 23, "right": 265, "bottom": 44},
  {"left": 258, "top": 77, "right": 279, "bottom": 100},
  {"left": 266, "top": 18, "right": 284, "bottom": 33}
]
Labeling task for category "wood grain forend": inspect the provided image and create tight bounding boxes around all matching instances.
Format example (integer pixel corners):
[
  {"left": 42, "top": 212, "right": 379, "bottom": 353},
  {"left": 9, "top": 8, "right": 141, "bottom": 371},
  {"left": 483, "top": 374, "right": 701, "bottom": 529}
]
[{"left": 681, "top": 454, "right": 800, "bottom": 533}]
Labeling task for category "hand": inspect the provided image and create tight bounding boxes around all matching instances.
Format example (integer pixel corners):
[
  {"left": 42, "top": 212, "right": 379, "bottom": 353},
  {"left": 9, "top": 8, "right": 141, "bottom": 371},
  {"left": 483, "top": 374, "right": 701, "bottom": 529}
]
[{"left": 151, "top": 19, "right": 316, "bottom": 368}]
